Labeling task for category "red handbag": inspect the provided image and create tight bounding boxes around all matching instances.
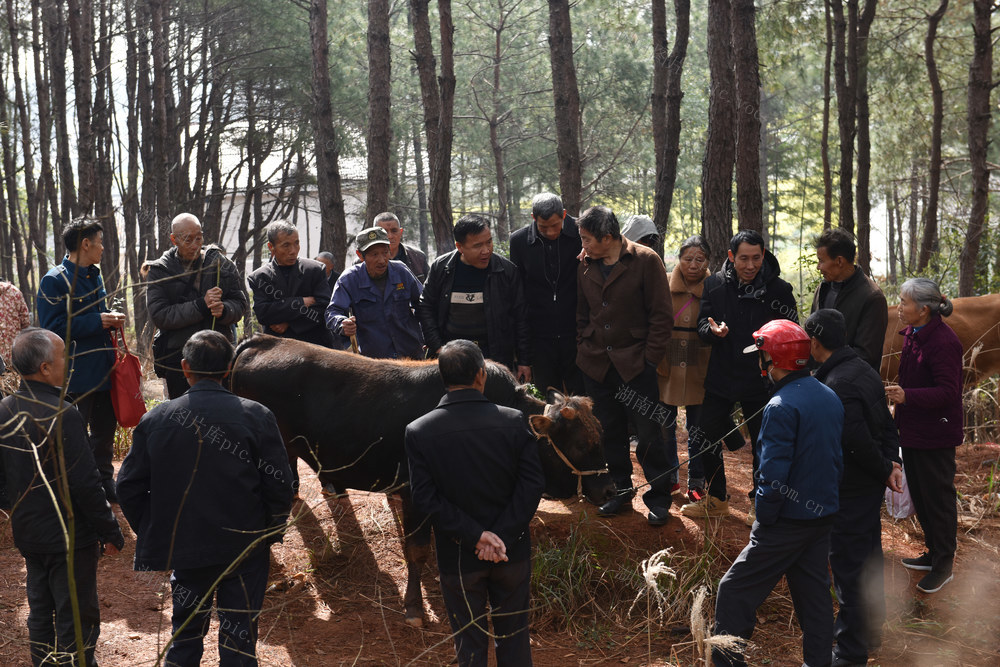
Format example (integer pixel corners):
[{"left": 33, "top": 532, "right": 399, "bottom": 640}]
[{"left": 110, "top": 328, "right": 147, "bottom": 428}]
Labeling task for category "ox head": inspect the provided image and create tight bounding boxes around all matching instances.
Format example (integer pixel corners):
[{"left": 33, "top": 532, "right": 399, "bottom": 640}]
[{"left": 528, "top": 389, "right": 615, "bottom": 505}]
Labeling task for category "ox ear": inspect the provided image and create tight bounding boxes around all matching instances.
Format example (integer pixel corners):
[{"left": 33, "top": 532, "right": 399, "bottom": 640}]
[
  {"left": 546, "top": 388, "right": 567, "bottom": 405},
  {"left": 559, "top": 406, "right": 577, "bottom": 421},
  {"left": 529, "top": 414, "right": 553, "bottom": 436}
]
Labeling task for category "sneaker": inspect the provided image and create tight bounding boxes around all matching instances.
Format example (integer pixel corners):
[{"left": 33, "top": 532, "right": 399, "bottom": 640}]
[
  {"left": 745, "top": 503, "right": 756, "bottom": 527},
  {"left": 680, "top": 495, "right": 729, "bottom": 518},
  {"left": 647, "top": 506, "right": 671, "bottom": 526},
  {"left": 917, "top": 571, "right": 953, "bottom": 593},
  {"left": 687, "top": 487, "right": 706, "bottom": 503},
  {"left": 901, "top": 553, "right": 933, "bottom": 571},
  {"left": 670, "top": 482, "right": 684, "bottom": 496}
]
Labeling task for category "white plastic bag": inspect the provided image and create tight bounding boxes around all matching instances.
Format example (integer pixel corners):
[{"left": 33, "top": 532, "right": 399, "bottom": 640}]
[{"left": 885, "top": 466, "right": 916, "bottom": 519}]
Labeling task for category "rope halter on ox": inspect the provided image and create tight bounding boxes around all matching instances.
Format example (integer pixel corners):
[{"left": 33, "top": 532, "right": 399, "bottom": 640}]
[{"left": 534, "top": 402, "right": 609, "bottom": 500}]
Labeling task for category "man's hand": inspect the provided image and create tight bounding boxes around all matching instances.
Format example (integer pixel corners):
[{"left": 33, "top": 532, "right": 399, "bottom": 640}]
[
  {"left": 707, "top": 317, "right": 729, "bottom": 338},
  {"left": 204, "top": 286, "right": 223, "bottom": 309},
  {"left": 475, "top": 531, "right": 507, "bottom": 563},
  {"left": 302, "top": 296, "right": 316, "bottom": 308},
  {"left": 886, "top": 462, "right": 903, "bottom": 493},
  {"left": 516, "top": 365, "right": 532, "bottom": 384},
  {"left": 341, "top": 316, "right": 357, "bottom": 337},
  {"left": 270, "top": 322, "right": 289, "bottom": 334},
  {"left": 103, "top": 543, "right": 120, "bottom": 556},
  {"left": 885, "top": 384, "right": 905, "bottom": 405},
  {"left": 100, "top": 312, "right": 126, "bottom": 329}
]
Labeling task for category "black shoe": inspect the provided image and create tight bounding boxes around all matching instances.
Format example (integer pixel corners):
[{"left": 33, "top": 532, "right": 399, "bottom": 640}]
[
  {"left": 831, "top": 651, "right": 866, "bottom": 667},
  {"left": 647, "top": 506, "right": 671, "bottom": 526},
  {"left": 901, "top": 552, "right": 933, "bottom": 571},
  {"left": 917, "top": 570, "right": 953, "bottom": 594},
  {"left": 598, "top": 489, "right": 636, "bottom": 517}
]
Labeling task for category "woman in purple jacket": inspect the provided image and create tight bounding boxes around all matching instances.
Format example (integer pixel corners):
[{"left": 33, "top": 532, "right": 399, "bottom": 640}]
[{"left": 885, "top": 278, "right": 963, "bottom": 594}]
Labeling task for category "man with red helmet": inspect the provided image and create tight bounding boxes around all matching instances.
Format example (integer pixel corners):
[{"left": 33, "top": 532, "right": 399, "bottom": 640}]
[{"left": 711, "top": 318, "right": 844, "bottom": 667}]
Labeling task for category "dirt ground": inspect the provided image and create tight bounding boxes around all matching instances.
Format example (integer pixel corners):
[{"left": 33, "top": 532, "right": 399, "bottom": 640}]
[{"left": 2, "top": 431, "right": 999, "bottom": 666}]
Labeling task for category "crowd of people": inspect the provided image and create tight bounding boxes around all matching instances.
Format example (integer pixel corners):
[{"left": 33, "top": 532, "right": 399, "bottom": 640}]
[{"left": 0, "top": 198, "right": 968, "bottom": 667}]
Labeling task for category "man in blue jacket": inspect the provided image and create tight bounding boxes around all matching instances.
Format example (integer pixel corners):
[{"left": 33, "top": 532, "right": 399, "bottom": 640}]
[
  {"left": 326, "top": 226, "right": 424, "bottom": 359},
  {"left": 37, "top": 218, "right": 125, "bottom": 502},
  {"left": 712, "top": 319, "right": 843, "bottom": 667},
  {"left": 116, "top": 330, "right": 293, "bottom": 665}
]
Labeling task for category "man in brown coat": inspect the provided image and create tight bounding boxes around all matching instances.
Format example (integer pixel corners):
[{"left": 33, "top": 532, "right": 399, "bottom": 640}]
[{"left": 576, "top": 206, "right": 675, "bottom": 525}]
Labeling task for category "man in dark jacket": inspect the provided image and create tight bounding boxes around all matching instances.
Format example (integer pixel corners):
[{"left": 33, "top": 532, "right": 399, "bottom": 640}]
[
  {"left": 146, "top": 213, "right": 248, "bottom": 398},
  {"left": 117, "top": 330, "right": 293, "bottom": 666},
  {"left": 575, "top": 206, "right": 675, "bottom": 526},
  {"left": 0, "top": 328, "right": 124, "bottom": 667},
  {"left": 509, "top": 192, "right": 583, "bottom": 395},
  {"left": 808, "top": 309, "right": 902, "bottom": 667},
  {"left": 249, "top": 220, "right": 333, "bottom": 347},
  {"left": 811, "top": 228, "right": 888, "bottom": 370},
  {"left": 373, "top": 212, "right": 430, "bottom": 284},
  {"left": 713, "top": 319, "right": 843, "bottom": 667},
  {"left": 681, "top": 230, "right": 797, "bottom": 522},
  {"left": 417, "top": 214, "right": 531, "bottom": 379},
  {"left": 37, "top": 218, "right": 126, "bottom": 502},
  {"left": 405, "top": 339, "right": 545, "bottom": 666}
]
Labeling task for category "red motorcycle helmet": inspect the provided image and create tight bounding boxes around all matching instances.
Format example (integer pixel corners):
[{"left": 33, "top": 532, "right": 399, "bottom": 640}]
[{"left": 743, "top": 319, "right": 811, "bottom": 372}]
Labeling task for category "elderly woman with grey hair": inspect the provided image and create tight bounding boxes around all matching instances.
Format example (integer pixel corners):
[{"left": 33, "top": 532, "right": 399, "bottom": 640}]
[{"left": 885, "top": 277, "right": 963, "bottom": 594}]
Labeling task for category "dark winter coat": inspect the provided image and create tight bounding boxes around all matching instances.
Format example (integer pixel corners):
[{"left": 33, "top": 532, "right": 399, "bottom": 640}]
[
  {"left": 417, "top": 251, "right": 531, "bottom": 369},
  {"left": 893, "top": 315, "right": 964, "bottom": 450},
  {"left": 811, "top": 267, "right": 888, "bottom": 370},
  {"left": 0, "top": 380, "right": 123, "bottom": 554},
  {"left": 508, "top": 215, "right": 581, "bottom": 339},
  {"left": 698, "top": 252, "right": 797, "bottom": 400},
  {"left": 815, "top": 346, "right": 901, "bottom": 497},
  {"left": 248, "top": 257, "right": 334, "bottom": 347}
]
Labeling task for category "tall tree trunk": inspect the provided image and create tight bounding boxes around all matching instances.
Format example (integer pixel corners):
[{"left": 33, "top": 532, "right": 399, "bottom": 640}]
[
  {"left": 830, "top": 0, "right": 855, "bottom": 233},
  {"left": 547, "top": 0, "right": 582, "bottom": 215},
  {"left": 411, "top": 0, "right": 456, "bottom": 253},
  {"left": 150, "top": 0, "right": 172, "bottom": 251},
  {"left": 66, "top": 0, "right": 96, "bottom": 214},
  {"left": 412, "top": 122, "right": 430, "bottom": 255},
  {"left": 309, "top": 0, "right": 348, "bottom": 268},
  {"left": 651, "top": 0, "right": 690, "bottom": 259},
  {"left": 136, "top": 0, "right": 157, "bottom": 265},
  {"left": 123, "top": 0, "right": 147, "bottom": 351},
  {"left": 853, "top": 0, "right": 876, "bottom": 274},
  {"left": 907, "top": 158, "right": 919, "bottom": 271},
  {"left": 701, "top": 0, "right": 736, "bottom": 270},
  {"left": 93, "top": 0, "right": 119, "bottom": 290},
  {"left": 887, "top": 186, "right": 897, "bottom": 284},
  {"left": 487, "top": 21, "right": 510, "bottom": 244},
  {"left": 45, "top": 0, "right": 76, "bottom": 251},
  {"left": 959, "top": 0, "right": 992, "bottom": 296},
  {"left": 32, "top": 0, "right": 60, "bottom": 267},
  {"left": 366, "top": 0, "right": 392, "bottom": 220},
  {"left": 917, "top": 0, "right": 948, "bottom": 272},
  {"left": 821, "top": 0, "right": 833, "bottom": 229},
  {"left": 731, "top": 0, "right": 763, "bottom": 236},
  {"left": 0, "top": 64, "right": 31, "bottom": 295}
]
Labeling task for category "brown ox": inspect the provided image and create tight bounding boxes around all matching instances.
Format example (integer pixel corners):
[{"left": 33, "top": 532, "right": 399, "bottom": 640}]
[
  {"left": 881, "top": 294, "right": 1000, "bottom": 385},
  {"left": 230, "top": 334, "right": 615, "bottom": 626}
]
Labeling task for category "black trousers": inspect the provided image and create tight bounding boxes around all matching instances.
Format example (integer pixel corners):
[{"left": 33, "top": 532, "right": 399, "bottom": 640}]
[
  {"left": 439, "top": 559, "right": 533, "bottom": 667},
  {"left": 902, "top": 447, "right": 957, "bottom": 574},
  {"left": 71, "top": 390, "right": 117, "bottom": 494},
  {"left": 166, "top": 549, "right": 270, "bottom": 667},
  {"left": 164, "top": 370, "right": 190, "bottom": 400},
  {"left": 831, "top": 490, "right": 886, "bottom": 662},
  {"left": 696, "top": 392, "right": 766, "bottom": 502},
  {"left": 713, "top": 520, "right": 833, "bottom": 667},
  {"left": 530, "top": 336, "right": 584, "bottom": 396},
  {"left": 23, "top": 543, "right": 101, "bottom": 667},
  {"left": 584, "top": 365, "right": 676, "bottom": 509}
]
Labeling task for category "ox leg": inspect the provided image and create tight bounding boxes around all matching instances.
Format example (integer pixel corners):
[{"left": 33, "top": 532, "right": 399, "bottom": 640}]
[{"left": 399, "top": 488, "right": 432, "bottom": 627}]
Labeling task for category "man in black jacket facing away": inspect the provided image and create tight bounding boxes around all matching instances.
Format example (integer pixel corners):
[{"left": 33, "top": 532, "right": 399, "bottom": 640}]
[
  {"left": 117, "top": 330, "right": 293, "bottom": 666},
  {"left": 249, "top": 220, "right": 334, "bottom": 347},
  {"left": 0, "top": 328, "right": 124, "bottom": 666},
  {"left": 681, "top": 230, "right": 798, "bottom": 521},
  {"left": 405, "top": 340, "right": 545, "bottom": 666},
  {"left": 509, "top": 192, "right": 583, "bottom": 395},
  {"left": 811, "top": 228, "right": 888, "bottom": 370},
  {"left": 417, "top": 214, "right": 532, "bottom": 380},
  {"left": 807, "top": 309, "right": 902, "bottom": 667}
]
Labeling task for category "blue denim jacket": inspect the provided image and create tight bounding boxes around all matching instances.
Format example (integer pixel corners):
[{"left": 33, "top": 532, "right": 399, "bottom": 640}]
[{"left": 326, "top": 261, "right": 424, "bottom": 359}]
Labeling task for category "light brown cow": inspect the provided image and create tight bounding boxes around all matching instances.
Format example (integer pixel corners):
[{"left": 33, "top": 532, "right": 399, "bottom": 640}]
[{"left": 881, "top": 294, "right": 1000, "bottom": 385}]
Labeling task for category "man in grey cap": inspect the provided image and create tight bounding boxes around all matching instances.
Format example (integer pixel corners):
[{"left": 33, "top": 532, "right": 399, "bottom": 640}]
[
  {"left": 620, "top": 214, "right": 659, "bottom": 249},
  {"left": 325, "top": 227, "right": 424, "bottom": 359}
]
